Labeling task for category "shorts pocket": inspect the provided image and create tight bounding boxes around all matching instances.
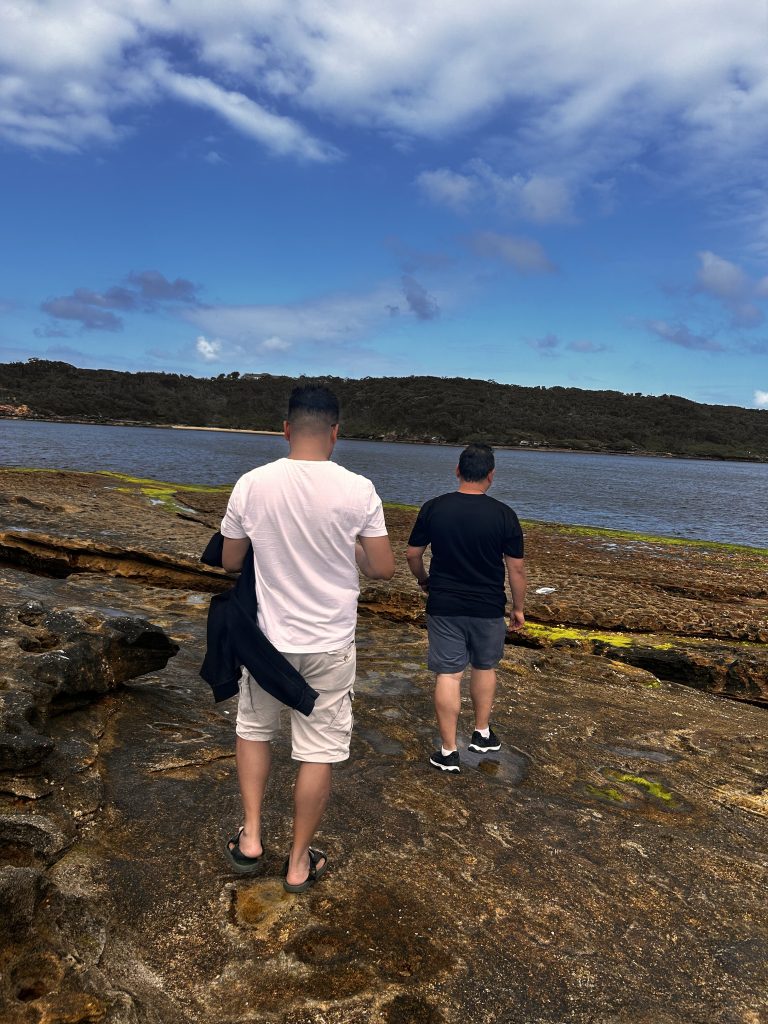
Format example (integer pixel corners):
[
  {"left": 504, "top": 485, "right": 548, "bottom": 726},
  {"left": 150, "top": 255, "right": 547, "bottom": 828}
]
[
  {"left": 238, "top": 666, "right": 255, "bottom": 712},
  {"left": 324, "top": 641, "right": 355, "bottom": 663},
  {"left": 320, "top": 688, "right": 353, "bottom": 735}
]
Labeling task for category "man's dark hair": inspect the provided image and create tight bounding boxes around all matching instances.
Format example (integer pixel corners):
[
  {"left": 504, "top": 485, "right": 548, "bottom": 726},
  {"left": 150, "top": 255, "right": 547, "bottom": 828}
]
[
  {"left": 458, "top": 443, "right": 495, "bottom": 482},
  {"left": 287, "top": 385, "right": 340, "bottom": 429}
]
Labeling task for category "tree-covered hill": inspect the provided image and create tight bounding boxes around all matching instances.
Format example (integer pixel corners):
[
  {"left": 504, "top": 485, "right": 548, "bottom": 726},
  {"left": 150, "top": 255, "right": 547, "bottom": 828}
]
[{"left": 1, "top": 359, "right": 766, "bottom": 461}]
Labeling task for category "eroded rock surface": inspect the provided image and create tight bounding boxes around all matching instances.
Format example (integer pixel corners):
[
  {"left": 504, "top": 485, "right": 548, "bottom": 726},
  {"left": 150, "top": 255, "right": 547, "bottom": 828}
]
[
  {"left": 0, "top": 468, "right": 766, "bottom": 1024},
  {"left": 0, "top": 590, "right": 179, "bottom": 770}
]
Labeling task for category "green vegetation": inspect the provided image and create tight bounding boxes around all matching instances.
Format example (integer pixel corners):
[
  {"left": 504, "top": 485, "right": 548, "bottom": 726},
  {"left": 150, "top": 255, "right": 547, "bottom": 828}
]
[
  {"left": 1, "top": 358, "right": 767, "bottom": 460},
  {"left": 603, "top": 770, "right": 676, "bottom": 803},
  {"left": 523, "top": 622, "right": 676, "bottom": 650},
  {"left": 543, "top": 522, "right": 768, "bottom": 557},
  {"left": 585, "top": 785, "right": 627, "bottom": 803},
  {"left": 587, "top": 772, "right": 677, "bottom": 806}
]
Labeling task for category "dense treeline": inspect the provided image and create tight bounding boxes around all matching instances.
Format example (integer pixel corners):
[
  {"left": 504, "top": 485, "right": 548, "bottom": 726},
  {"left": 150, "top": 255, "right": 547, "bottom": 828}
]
[{"left": 1, "top": 359, "right": 766, "bottom": 460}]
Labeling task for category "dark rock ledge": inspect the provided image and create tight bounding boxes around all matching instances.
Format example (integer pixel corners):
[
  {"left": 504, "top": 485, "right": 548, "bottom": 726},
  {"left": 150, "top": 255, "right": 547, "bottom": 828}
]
[{"left": 0, "top": 468, "right": 766, "bottom": 1024}]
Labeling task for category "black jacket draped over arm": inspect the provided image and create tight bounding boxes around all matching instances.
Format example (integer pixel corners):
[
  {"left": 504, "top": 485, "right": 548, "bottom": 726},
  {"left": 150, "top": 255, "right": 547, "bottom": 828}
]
[{"left": 199, "top": 532, "right": 318, "bottom": 716}]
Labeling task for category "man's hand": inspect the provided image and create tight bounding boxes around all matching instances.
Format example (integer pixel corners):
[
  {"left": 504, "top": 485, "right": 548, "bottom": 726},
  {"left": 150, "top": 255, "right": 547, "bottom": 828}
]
[
  {"left": 406, "top": 544, "right": 430, "bottom": 592},
  {"left": 504, "top": 556, "right": 526, "bottom": 631},
  {"left": 507, "top": 609, "right": 525, "bottom": 632}
]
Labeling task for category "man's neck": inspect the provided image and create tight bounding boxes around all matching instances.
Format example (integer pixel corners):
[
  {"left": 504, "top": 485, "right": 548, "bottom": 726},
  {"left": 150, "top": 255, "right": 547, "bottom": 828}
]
[
  {"left": 287, "top": 440, "right": 333, "bottom": 461},
  {"left": 457, "top": 482, "right": 489, "bottom": 494}
]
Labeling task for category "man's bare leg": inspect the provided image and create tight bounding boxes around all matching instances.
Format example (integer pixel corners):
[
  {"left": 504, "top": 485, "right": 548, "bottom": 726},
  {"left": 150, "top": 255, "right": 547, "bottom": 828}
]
[
  {"left": 469, "top": 667, "right": 496, "bottom": 732},
  {"left": 234, "top": 736, "right": 271, "bottom": 857},
  {"left": 434, "top": 671, "right": 464, "bottom": 751},
  {"left": 285, "top": 762, "right": 331, "bottom": 885}
]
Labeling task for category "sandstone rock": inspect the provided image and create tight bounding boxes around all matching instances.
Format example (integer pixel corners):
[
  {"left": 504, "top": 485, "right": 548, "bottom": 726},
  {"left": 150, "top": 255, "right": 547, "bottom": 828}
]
[
  {"left": 0, "top": 594, "right": 179, "bottom": 769},
  {"left": 0, "top": 468, "right": 766, "bottom": 1023}
]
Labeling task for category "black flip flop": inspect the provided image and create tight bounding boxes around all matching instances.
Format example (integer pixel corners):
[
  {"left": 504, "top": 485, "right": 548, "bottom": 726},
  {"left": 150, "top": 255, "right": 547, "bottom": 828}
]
[
  {"left": 225, "top": 827, "right": 266, "bottom": 875},
  {"left": 282, "top": 847, "right": 329, "bottom": 893}
]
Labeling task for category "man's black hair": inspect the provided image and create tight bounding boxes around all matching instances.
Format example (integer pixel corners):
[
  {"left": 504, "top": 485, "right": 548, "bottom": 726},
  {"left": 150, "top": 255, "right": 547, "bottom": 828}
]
[
  {"left": 458, "top": 443, "right": 495, "bottom": 482},
  {"left": 287, "top": 385, "right": 340, "bottom": 427}
]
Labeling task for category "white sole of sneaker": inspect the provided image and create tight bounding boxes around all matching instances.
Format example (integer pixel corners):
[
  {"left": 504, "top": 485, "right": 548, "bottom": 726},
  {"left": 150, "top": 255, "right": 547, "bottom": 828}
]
[
  {"left": 429, "top": 758, "right": 460, "bottom": 772},
  {"left": 468, "top": 744, "right": 501, "bottom": 753}
]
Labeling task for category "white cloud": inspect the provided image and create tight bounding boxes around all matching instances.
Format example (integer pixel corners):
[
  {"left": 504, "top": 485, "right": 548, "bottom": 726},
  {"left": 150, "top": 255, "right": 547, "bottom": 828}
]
[
  {"left": 185, "top": 277, "right": 449, "bottom": 354},
  {"left": 418, "top": 161, "right": 575, "bottom": 223},
  {"left": 416, "top": 169, "right": 477, "bottom": 210},
  {"left": 694, "top": 250, "right": 766, "bottom": 328},
  {"left": 196, "top": 335, "right": 222, "bottom": 361},
  {"left": 2, "top": 0, "right": 768, "bottom": 188},
  {"left": 187, "top": 287, "right": 399, "bottom": 354},
  {"left": 259, "top": 336, "right": 291, "bottom": 351},
  {"left": 755, "top": 390, "right": 768, "bottom": 408},
  {"left": 696, "top": 251, "right": 750, "bottom": 301},
  {"left": 153, "top": 61, "right": 340, "bottom": 162}
]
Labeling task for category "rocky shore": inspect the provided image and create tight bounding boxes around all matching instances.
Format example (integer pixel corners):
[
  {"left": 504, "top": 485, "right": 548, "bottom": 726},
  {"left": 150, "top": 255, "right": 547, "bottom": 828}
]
[{"left": 0, "top": 468, "right": 766, "bottom": 1024}]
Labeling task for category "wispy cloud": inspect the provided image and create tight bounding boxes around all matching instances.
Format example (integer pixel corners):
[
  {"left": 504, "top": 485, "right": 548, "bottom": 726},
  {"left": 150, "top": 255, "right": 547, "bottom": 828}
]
[
  {"left": 186, "top": 277, "right": 445, "bottom": 355},
  {"left": 40, "top": 296, "right": 123, "bottom": 332},
  {"left": 416, "top": 169, "right": 479, "bottom": 211},
  {"left": 39, "top": 270, "right": 199, "bottom": 332},
  {"left": 152, "top": 61, "right": 341, "bottom": 163},
  {"left": 127, "top": 271, "right": 199, "bottom": 304},
  {"left": 529, "top": 333, "right": 562, "bottom": 357},
  {"left": 755, "top": 389, "right": 768, "bottom": 408},
  {"left": 401, "top": 275, "right": 439, "bottom": 320},
  {"left": 647, "top": 319, "right": 726, "bottom": 352},
  {"left": 470, "top": 231, "right": 555, "bottom": 273},
  {"left": 694, "top": 250, "right": 766, "bottom": 328},
  {"left": 3, "top": 1, "right": 768, "bottom": 197},
  {"left": 419, "top": 163, "right": 574, "bottom": 224},
  {"left": 529, "top": 333, "right": 606, "bottom": 357}
]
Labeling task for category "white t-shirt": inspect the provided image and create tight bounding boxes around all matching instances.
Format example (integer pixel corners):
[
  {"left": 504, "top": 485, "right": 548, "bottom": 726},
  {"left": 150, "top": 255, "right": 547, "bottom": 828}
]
[{"left": 220, "top": 457, "right": 387, "bottom": 653}]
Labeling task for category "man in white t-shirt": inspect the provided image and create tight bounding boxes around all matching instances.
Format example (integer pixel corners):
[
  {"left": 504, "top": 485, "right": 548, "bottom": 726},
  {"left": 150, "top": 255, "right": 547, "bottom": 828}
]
[{"left": 219, "top": 385, "right": 395, "bottom": 892}]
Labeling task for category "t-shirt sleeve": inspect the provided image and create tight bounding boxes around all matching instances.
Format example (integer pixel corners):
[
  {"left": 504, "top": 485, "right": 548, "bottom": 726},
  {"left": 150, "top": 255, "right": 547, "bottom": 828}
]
[
  {"left": 502, "top": 507, "right": 524, "bottom": 558},
  {"left": 407, "top": 501, "right": 432, "bottom": 547},
  {"left": 358, "top": 483, "right": 388, "bottom": 537},
  {"left": 220, "top": 480, "right": 248, "bottom": 539}
]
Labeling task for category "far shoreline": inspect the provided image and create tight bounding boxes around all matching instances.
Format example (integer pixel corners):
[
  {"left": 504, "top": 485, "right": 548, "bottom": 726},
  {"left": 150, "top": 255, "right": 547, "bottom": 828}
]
[{"left": 2, "top": 414, "right": 766, "bottom": 464}]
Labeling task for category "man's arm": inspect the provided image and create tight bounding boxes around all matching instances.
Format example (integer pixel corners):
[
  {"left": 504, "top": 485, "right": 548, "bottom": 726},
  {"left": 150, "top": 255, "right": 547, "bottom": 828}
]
[
  {"left": 406, "top": 544, "right": 430, "bottom": 591},
  {"left": 222, "top": 536, "right": 250, "bottom": 573},
  {"left": 505, "top": 555, "right": 527, "bottom": 630},
  {"left": 356, "top": 535, "right": 396, "bottom": 580}
]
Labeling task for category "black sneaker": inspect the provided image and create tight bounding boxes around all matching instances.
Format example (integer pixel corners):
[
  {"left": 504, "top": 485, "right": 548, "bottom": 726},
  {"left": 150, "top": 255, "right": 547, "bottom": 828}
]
[
  {"left": 468, "top": 728, "right": 501, "bottom": 753},
  {"left": 429, "top": 749, "right": 461, "bottom": 772}
]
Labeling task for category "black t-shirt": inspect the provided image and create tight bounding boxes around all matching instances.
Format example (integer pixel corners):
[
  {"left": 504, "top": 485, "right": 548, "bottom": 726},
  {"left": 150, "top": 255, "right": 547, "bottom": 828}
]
[{"left": 408, "top": 491, "right": 524, "bottom": 618}]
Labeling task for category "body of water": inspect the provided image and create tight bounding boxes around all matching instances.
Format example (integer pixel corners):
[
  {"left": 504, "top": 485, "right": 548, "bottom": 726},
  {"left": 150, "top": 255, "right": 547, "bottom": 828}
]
[{"left": 1, "top": 419, "right": 767, "bottom": 548}]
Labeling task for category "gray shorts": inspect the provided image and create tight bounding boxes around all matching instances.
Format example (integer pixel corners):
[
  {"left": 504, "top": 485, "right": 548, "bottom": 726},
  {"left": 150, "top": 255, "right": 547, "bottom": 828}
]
[
  {"left": 426, "top": 615, "right": 506, "bottom": 673},
  {"left": 236, "top": 642, "right": 356, "bottom": 763}
]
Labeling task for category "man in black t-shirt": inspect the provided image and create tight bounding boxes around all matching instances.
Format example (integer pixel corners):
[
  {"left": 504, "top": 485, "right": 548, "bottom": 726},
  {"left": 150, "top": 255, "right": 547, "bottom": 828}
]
[{"left": 406, "top": 444, "right": 526, "bottom": 773}]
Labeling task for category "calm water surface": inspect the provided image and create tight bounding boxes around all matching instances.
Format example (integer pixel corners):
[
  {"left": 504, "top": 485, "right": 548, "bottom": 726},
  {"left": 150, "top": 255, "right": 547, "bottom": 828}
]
[{"left": 1, "top": 419, "right": 766, "bottom": 548}]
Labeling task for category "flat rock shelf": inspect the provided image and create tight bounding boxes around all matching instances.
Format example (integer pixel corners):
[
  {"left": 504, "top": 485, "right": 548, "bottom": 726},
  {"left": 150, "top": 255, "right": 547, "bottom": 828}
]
[{"left": 0, "top": 468, "right": 766, "bottom": 1024}]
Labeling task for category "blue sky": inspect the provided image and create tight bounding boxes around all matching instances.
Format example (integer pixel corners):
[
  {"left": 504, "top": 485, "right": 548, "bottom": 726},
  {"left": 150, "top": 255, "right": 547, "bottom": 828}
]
[{"left": 1, "top": 0, "right": 767, "bottom": 409}]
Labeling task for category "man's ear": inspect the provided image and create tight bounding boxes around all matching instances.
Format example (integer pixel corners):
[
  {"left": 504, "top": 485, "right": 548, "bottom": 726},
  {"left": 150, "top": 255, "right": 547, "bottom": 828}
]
[
  {"left": 487, "top": 469, "right": 495, "bottom": 485},
  {"left": 331, "top": 423, "right": 339, "bottom": 443},
  {"left": 283, "top": 420, "right": 291, "bottom": 441},
  {"left": 455, "top": 465, "right": 461, "bottom": 479}
]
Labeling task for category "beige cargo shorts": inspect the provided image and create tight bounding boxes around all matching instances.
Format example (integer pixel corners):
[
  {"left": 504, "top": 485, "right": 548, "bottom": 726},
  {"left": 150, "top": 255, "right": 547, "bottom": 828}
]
[{"left": 235, "top": 641, "right": 356, "bottom": 763}]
